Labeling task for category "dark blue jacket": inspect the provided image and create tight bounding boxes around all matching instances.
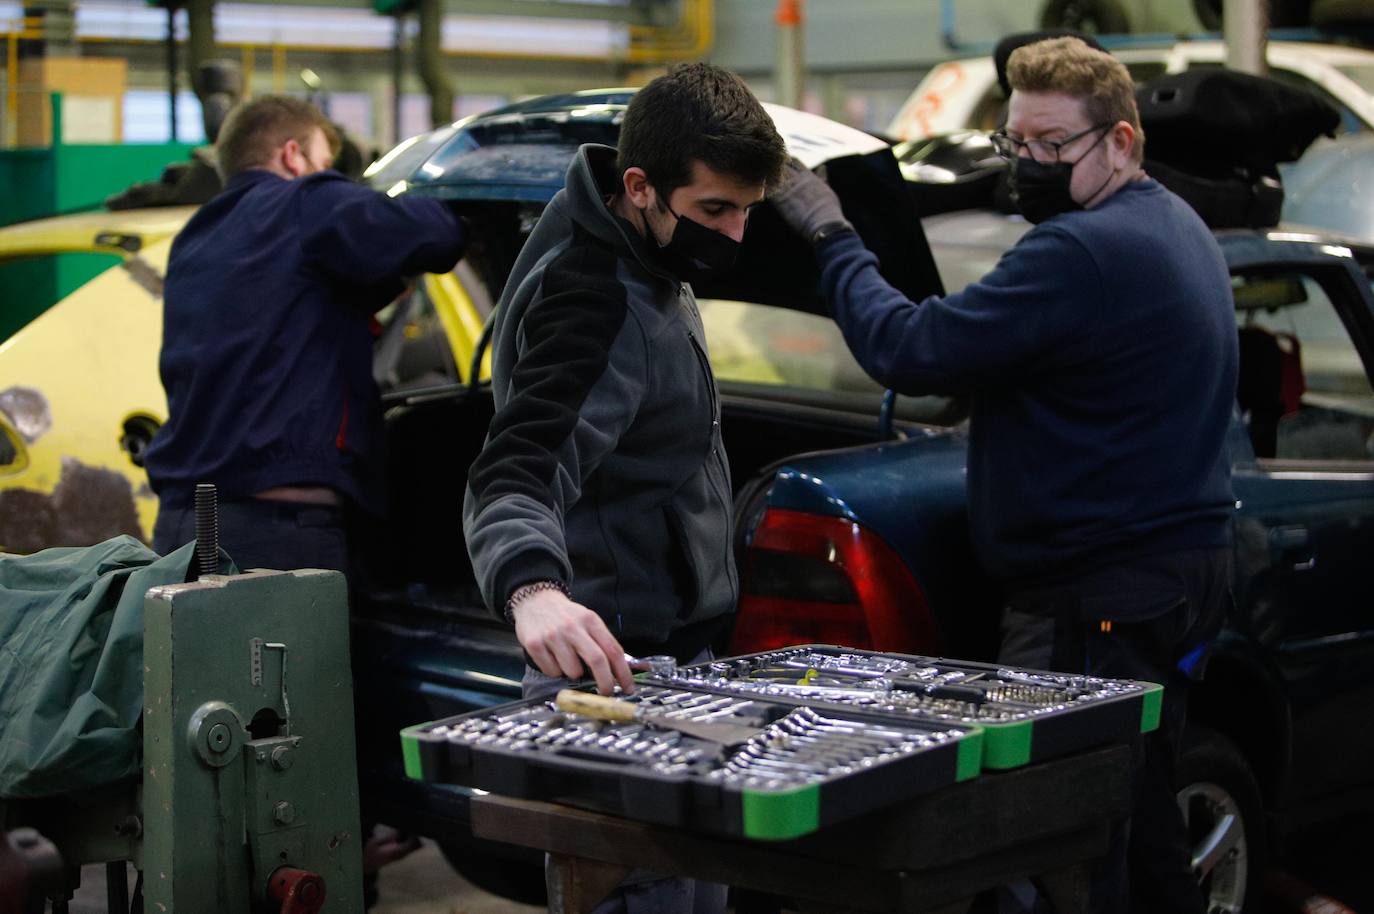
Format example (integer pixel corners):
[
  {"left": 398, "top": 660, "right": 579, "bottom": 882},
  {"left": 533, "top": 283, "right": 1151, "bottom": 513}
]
[
  {"left": 816, "top": 179, "right": 1238, "bottom": 584},
  {"left": 145, "top": 169, "right": 465, "bottom": 515}
]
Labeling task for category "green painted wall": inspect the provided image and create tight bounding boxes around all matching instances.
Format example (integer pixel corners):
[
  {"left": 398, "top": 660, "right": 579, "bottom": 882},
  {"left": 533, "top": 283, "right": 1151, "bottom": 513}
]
[
  {"left": 0, "top": 96, "right": 198, "bottom": 226},
  {"left": 0, "top": 149, "right": 59, "bottom": 231},
  {"left": 0, "top": 94, "right": 196, "bottom": 339},
  {"left": 48, "top": 141, "right": 200, "bottom": 216},
  {"left": 0, "top": 253, "right": 123, "bottom": 339}
]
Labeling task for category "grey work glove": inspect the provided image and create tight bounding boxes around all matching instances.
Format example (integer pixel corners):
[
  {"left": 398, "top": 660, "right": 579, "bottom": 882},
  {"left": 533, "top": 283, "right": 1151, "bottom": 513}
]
[{"left": 770, "top": 157, "right": 854, "bottom": 246}]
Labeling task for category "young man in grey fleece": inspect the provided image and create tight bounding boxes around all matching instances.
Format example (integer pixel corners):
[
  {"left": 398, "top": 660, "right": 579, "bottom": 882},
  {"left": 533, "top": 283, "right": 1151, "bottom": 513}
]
[{"left": 462, "top": 63, "right": 786, "bottom": 914}]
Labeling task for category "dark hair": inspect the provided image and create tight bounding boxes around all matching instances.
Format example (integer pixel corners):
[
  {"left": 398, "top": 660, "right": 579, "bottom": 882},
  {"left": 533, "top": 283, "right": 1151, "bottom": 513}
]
[
  {"left": 617, "top": 63, "right": 787, "bottom": 196},
  {"left": 214, "top": 95, "right": 340, "bottom": 179}
]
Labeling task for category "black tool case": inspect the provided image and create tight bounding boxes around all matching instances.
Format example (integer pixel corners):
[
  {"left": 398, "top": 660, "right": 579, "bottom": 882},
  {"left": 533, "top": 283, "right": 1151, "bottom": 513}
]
[
  {"left": 647, "top": 646, "right": 1162, "bottom": 770},
  {"left": 401, "top": 682, "right": 982, "bottom": 840}
]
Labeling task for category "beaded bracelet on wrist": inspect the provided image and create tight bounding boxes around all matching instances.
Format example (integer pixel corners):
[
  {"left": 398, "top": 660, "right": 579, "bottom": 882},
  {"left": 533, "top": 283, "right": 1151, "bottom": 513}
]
[{"left": 503, "top": 579, "right": 570, "bottom": 624}]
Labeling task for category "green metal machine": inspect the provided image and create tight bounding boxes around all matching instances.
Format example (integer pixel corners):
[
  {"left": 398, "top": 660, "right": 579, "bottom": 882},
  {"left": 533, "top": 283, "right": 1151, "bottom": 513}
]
[
  {"left": 1, "top": 560, "right": 365, "bottom": 914},
  {"left": 140, "top": 568, "right": 365, "bottom": 913}
]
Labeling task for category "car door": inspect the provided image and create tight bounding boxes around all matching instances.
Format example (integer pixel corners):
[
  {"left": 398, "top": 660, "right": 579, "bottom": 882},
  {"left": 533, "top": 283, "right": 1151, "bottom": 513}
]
[
  {"left": 0, "top": 210, "right": 192, "bottom": 552},
  {"left": 1228, "top": 245, "right": 1374, "bottom": 811}
]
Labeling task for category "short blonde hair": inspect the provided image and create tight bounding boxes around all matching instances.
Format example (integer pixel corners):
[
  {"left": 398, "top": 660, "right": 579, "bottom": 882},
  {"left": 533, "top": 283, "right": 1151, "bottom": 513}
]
[
  {"left": 1008, "top": 36, "right": 1145, "bottom": 163},
  {"left": 216, "top": 96, "right": 340, "bottom": 179}
]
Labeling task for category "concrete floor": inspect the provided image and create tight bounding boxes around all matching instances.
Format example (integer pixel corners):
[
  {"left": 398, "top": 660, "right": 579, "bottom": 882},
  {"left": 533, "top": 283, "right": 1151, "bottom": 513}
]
[
  {"left": 46, "top": 816, "right": 1373, "bottom": 914},
  {"left": 371, "top": 841, "right": 543, "bottom": 914},
  {"left": 60, "top": 842, "right": 540, "bottom": 914}
]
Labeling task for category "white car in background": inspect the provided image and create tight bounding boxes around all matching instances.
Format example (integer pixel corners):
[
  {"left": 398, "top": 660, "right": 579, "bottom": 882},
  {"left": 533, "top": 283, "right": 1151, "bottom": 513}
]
[{"left": 888, "top": 40, "right": 1374, "bottom": 141}]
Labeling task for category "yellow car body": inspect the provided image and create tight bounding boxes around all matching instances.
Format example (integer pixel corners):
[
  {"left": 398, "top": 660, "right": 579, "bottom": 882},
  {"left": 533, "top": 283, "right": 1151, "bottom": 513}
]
[{"left": 0, "top": 206, "right": 488, "bottom": 554}]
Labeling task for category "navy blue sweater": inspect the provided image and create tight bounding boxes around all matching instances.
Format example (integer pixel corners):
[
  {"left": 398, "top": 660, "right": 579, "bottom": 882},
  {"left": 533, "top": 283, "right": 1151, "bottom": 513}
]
[
  {"left": 145, "top": 169, "right": 465, "bottom": 515},
  {"left": 817, "top": 179, "right": 1237, "bottom": 583}
]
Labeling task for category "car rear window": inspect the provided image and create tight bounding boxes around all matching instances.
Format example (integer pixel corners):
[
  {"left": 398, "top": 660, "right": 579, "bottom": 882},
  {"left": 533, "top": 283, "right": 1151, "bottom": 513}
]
[
  {"left": 700, "top": 299, "right": 881, "bottom": 395},
  {"left": 1234, "top": 264, "right": 1374, "bottom": 462},
  {"left": 364, "top": 125, "right": 461, "bottom": 192},
  {"left": 699, "top": 298, "right": 965, "bottom": 427}
]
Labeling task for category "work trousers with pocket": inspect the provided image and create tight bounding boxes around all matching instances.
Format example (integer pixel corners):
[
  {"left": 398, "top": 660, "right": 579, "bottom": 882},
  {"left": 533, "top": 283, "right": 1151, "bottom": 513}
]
[
  {"left": 153, "top": 496, "right": 350, "bottom": 578},
  {"left": 997, "top": 546, "right": 1232, "bottom": 914}
]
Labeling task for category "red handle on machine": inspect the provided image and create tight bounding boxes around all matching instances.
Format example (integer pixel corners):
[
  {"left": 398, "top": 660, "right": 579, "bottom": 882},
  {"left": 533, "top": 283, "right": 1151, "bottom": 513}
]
[{"left": 269, "top": 867, "right": 326, "bottom": 914}]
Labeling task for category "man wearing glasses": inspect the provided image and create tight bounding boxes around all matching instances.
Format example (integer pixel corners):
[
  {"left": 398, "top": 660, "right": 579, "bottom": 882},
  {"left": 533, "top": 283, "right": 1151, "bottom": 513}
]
[{"left": 773, "top": 36, "right": 1234, "bottom": 914}]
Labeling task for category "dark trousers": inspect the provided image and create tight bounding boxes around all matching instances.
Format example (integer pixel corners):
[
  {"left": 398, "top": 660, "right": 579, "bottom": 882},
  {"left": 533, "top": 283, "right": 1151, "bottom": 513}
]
[
  {"left": 152, "top": 497, "right": 349, "bottom": 578},
  {"left": 998, "top": 547, "right": 1231, "bottom": 914}
]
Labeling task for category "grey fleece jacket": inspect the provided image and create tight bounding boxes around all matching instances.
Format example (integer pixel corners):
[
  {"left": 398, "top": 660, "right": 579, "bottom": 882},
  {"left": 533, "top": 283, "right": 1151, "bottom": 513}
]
[{"left": 462, "top": 144, "right": 738, "bottom": 659}]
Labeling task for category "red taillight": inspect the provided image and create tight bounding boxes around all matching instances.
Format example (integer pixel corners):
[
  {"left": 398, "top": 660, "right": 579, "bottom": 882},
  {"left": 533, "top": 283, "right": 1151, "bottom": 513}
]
[{"left": 729, "top": 508, "right": 941, "bottom": 655}]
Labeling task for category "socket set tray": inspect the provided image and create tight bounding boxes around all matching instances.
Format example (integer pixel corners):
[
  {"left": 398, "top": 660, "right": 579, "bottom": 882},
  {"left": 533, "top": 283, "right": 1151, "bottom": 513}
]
[
  {"left": 401, "top": 682, "right": 983, "bottom": 841},
  {"left": 644, "top": 646, "right": 1162, "bottom": 770}
]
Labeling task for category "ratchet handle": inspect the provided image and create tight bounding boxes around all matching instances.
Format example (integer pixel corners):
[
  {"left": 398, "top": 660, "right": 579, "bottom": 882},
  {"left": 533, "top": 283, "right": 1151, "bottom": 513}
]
[
  {"left": 891, "top": 679, "right": 986, "bottom": 703},
  {"left": 555, "top": 689, "right": 638, "bottom": 723}
]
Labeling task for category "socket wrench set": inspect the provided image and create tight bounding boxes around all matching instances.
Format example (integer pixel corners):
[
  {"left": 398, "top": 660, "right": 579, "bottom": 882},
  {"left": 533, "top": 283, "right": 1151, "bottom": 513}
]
[
  {"left": 643, "top": 646, "right": 1162, "bottom": 770},
  {"left": 401, "top": 681, "right": 983, "bottom": 840}
]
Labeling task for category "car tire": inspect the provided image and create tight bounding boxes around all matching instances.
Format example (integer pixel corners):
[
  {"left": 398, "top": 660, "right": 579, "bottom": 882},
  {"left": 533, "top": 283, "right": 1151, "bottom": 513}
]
[
  {"left": 1040, "top": 0, "right": 1131, "bottom": 34},
  {"left": 1175, "top": 724, "right": 1267, "bottom": 914},
  {"left": 119, "top": 415, "right": 161, "bottom": 468},
  {"left": 437, "top": 839, "right": 547, "bottom": 905},
  {"left": 1193, "top": 0, "right": 1312, "bottom": 28},
  {"left": 1312, "top": 0, "right": 1374, "bottom": 27}
]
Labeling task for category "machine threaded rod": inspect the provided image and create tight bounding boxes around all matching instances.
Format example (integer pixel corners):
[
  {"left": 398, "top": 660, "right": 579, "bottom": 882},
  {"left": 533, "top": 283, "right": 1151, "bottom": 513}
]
[{"left": 194, "top": 483, "right": 219, "bottom": 579}]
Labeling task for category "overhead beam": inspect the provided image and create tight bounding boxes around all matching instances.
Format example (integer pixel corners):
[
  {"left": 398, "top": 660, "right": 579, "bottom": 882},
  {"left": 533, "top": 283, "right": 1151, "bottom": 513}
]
[
  {"left": 443, "top": 0, "right": 658, "bottom": 23},
  {"left": 223, "top": 0, "right": 662, "bottom": 25}
]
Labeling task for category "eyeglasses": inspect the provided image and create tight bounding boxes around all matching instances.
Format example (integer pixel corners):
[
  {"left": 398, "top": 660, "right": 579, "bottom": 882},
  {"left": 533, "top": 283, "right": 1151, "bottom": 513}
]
[{"left": 990, "top": 123, "right": 1112, "bottom": 164}]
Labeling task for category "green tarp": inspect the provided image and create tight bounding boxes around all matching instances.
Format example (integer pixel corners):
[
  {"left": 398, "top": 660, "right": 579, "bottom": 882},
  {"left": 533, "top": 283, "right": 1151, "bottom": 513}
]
[{"left": 0, "top": 536, "right": 230, "bottom": 799}]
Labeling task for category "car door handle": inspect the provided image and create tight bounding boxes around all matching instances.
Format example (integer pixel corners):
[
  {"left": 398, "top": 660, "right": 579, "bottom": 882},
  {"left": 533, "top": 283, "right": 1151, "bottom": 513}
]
[{"left": 1269, "top": 525, "right": 1316, "bottom": 571}]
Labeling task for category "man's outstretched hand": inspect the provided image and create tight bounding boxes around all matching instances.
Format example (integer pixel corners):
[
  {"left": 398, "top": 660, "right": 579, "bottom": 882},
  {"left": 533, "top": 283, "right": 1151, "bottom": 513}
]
[
  {"left": 769, "top": 157, "right": 854, "bottom": 245},
  {"left": 513, "top": 589, "right": 635, "bottom": 695}
]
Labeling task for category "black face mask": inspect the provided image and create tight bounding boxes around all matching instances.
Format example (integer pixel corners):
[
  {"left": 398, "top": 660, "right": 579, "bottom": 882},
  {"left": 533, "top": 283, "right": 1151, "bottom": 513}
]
[
  {"left": 1008, "top": 130, "right": 1115, "bottom": 225},
  {"left": 649, "top": 203, "right": 742, "bottom": 280},
  {"left": 1008, "top": 157, "right": 1081, "bottom": 225}
]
